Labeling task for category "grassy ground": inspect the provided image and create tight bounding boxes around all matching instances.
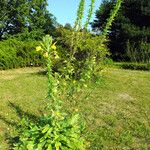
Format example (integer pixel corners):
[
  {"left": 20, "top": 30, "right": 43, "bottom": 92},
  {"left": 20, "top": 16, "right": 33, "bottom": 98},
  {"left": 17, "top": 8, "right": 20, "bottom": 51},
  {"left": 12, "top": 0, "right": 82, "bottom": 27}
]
[{"left": 0, "top": 67, "right": 150, "bottom": 149}]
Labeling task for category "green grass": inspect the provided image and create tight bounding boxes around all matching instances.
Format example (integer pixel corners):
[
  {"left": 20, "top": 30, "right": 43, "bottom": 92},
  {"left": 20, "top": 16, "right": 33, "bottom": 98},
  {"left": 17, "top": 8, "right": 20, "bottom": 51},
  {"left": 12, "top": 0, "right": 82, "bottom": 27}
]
[{"left": 0, "top": 67, "right": 150, "bottom": 149}]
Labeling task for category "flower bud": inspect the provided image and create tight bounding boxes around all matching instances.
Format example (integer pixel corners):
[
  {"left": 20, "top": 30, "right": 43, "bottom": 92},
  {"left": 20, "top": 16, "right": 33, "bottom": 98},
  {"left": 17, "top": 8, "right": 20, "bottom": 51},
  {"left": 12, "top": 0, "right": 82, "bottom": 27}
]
[
  {"left": 43, "top": 52, "right": 49, "bottom": 58},
  {"left": 36, "top": 46, "right": 42, "bottom": 52}
]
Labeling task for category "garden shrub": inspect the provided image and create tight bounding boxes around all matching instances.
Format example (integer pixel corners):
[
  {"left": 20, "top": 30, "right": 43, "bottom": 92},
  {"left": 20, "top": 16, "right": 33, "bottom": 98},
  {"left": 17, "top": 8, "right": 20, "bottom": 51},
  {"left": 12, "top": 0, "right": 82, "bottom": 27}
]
[
  {"left": 115, "top": 62, "right": 150, "bottom": 71},
  {"left": 147, "top": 62, "right": 150, "bottom": 70},
  {"left": 126, "top": 40, "right": 150, "bottom": 63},
  {"left": 56, "top": 28, "right": 108, "bottom": 76},
  {"left": 103, "top": 58, "right": 114, "bottom": 66},
  {"left": 52, "top": 0, "right": 122, "bottom": 94},
  {"left": 0, "top": 38, "right": 45, "bottom": 70}
]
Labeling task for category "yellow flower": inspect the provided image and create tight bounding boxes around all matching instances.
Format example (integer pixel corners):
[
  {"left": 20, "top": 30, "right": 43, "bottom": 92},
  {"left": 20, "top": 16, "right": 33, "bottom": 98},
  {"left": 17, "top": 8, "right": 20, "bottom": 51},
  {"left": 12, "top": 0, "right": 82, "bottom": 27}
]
[
  {"left": 43, "top": 52, "right": 49, "bottom": 58},
  {"left": 51, "top": 43, "right": 56, "bottom": 50},
  {"left": 36, "top": 46, "right": 42, "bottom": 52}
]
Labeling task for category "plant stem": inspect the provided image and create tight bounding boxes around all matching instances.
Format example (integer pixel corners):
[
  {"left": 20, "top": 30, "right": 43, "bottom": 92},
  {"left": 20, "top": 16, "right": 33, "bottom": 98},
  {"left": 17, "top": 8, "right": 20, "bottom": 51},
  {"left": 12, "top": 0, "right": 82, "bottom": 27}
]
[{"left": 47, "top": 55, "right": 53, "bottom": 100}]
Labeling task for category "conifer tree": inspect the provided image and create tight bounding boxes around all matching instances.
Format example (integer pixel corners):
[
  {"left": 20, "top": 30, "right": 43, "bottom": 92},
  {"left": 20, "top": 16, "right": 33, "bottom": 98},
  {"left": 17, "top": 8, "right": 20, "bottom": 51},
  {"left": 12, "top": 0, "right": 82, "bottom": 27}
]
[{"left": 92, "top": 0, "right": 150, "bottom": 61}]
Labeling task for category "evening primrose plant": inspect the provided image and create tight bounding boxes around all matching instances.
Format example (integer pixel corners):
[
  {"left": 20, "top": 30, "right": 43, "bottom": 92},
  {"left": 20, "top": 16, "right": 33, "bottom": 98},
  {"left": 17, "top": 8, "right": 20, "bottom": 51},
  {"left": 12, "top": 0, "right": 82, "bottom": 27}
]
[
  {"left": 60, "top": 0, "right": 122, "bottom": 91},
  {"left": 36, "top": 35, "right": 59, "bottom": 105},
  {"left": 12, "top": 35, "right": 86, "bottom": 150}
]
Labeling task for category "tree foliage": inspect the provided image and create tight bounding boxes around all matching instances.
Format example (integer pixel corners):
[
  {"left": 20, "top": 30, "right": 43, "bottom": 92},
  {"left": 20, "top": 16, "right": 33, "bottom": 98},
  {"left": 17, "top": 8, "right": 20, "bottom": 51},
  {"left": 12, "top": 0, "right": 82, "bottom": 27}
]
[
  {"left": 92, "top": 0, "right": 150, "bottom": 62},
  {"left": 0, "top": 0, "right": 57, "bottom": 40}
]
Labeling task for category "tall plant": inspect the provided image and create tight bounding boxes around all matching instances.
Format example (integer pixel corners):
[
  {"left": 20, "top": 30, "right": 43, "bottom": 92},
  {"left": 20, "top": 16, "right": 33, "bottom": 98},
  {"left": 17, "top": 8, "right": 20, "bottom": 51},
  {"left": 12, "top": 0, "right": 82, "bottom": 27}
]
[
  {"left": 55, "top": 0, "right": 122, "bottom": 92},
  {"left": 72, "top": 0, "right": 122, "bottom": 78},
  {"left": 102, "top": 0, "right": 122, "bottom": 37},
  {"left": 74, "top": 0, "right": 85, "bottom": 31},
  {"left": 84, "top": 0, "right": 95, "bottom": 30},
  {"left": 12, "top": 35, "right": 86, "bottom": 150},
  {"left": 70, "top": 0, "right": 96, "bottom": 70}
]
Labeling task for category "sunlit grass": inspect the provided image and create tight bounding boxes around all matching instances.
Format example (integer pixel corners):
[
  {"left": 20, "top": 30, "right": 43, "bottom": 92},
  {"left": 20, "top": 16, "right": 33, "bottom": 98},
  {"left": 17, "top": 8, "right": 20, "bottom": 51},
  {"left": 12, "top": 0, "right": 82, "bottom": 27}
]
[{"left": 0, "top": 67, "right": 150, "bottom": 149}]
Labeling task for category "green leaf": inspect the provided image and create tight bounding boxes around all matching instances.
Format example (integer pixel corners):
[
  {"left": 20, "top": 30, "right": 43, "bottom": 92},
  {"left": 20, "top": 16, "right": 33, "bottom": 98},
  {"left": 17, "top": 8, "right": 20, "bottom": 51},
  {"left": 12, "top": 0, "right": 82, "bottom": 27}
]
[
  {"left": 47, "top": 144, "right": 53, "bottom": 150},
  {"left": 55, "top": 142, "right": 61, "bottom": 150},
  {"left": 69, "top": 114, "right": 79, "bottom": 125},
  {"left": 27, "top": 141, "right": 34, "bottom": 150},
  {"left": 38, "top": 142, "right": 44, "bottom": 150},
  {"left": 42, "top": 124, "right": 50, "bottom": 133}
]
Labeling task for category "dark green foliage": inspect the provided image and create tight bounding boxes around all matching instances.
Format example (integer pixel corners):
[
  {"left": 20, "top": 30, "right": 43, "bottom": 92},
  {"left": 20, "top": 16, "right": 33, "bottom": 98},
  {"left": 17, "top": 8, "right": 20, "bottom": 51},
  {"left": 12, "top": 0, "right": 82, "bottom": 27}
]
[
  {"left": 0, "top": 0, "right": 57, "bottom": 70},
  {"left": 6, "top": 30, "right": 45, "bottom": 41},
  {"left": 115, "top": 62, "right": 150, "bottom": 71},
  {"left": 64, "top": 23, "right": 72, "bottom": 30},
  {"left": 0, "top": 38, "right": 45, "bottom": 70},
  {"left": 0, "top": 0, "right": 57, "bottom": 40},
  {"left": 103, "top": 58, "right": 114, "bottom": 66},
  {"left": 126, "top": 40, "right": 150, "bottom": 63},
  {"left": 92, "top": 0, "right": 150, "bottom": 62}
]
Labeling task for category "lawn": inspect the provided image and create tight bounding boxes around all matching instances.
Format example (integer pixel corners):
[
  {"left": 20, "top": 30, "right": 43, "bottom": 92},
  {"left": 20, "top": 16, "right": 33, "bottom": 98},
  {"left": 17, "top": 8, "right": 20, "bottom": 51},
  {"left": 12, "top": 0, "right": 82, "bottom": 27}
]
[{"left": 0, "top": 67, "right": 150, "bottom": 149}]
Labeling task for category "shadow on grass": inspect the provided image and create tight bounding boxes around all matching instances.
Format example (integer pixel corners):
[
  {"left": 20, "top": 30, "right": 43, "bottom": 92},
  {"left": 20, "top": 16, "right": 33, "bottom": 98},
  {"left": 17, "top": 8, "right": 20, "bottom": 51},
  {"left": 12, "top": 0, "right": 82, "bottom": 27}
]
[
  {"left": 8, "top": 101, "right": 40, "bottom": 122},
  {"left": 30, "top": 70, "right": 47, "bottom": 76},
  {"left": 0, "top": 101, "right": 42, "bottom": 149},
  {"left": 29, "top": 69, "right": 60, "bottom": 77}
]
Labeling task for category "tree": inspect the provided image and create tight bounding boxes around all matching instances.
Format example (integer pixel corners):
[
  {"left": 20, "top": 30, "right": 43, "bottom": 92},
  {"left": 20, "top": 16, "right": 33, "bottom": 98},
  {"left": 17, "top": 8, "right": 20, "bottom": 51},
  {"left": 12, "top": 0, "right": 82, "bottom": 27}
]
[
  {"left": 0, "top": 0, "right": 57, "bottom": 40},
  {"left": 91, "top": 0, "right": 150, "bottom": 62},
  {"left": 64, "top": 23, "right": 72, "bottom": 30}
]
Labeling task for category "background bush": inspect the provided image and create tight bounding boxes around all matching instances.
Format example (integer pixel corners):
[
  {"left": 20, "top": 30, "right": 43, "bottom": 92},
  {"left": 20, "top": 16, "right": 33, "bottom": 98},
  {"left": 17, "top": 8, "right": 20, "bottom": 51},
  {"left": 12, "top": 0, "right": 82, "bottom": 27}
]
[
  {"left": 0, "top": 38, "right": 45, "bottom": 70},
  {"left": 115, "top": 62, "right": 150, "bottom": 71},
  {"left": 126, "top": 40, "right": 150, "bottom": 63},
  {"left": 55, "top": 28, "right": 109, "bottom": 78}
]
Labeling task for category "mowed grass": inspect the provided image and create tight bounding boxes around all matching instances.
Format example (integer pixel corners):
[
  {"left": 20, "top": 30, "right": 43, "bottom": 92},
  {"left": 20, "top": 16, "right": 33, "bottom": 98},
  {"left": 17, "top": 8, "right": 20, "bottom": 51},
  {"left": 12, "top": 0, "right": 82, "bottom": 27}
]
[{"left": 0, "top": 67, "right": 150, "bottom": 149}]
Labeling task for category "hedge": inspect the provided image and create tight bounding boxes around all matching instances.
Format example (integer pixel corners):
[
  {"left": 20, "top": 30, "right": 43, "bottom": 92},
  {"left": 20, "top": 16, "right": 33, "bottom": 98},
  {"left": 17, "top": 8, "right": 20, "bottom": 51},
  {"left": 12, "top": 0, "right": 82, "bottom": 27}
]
[
  {"left": 115, "top": 62, "right": 150, "bottom": 71},
  {"left": 0, "top": 38, "right": 45, "bottom": 70}
]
